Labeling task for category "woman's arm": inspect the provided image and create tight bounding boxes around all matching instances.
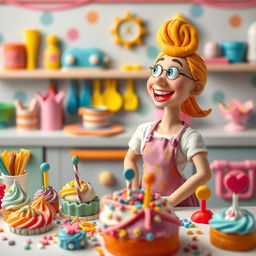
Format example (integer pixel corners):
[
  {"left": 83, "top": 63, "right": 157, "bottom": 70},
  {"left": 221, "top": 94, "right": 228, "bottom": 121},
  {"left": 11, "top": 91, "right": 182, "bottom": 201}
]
[
  {"left": 167, "top": 152, "right": 212, "bottom": 206},
  {"left": 124, "top": 148, "right": 141, "bottom": 189}
]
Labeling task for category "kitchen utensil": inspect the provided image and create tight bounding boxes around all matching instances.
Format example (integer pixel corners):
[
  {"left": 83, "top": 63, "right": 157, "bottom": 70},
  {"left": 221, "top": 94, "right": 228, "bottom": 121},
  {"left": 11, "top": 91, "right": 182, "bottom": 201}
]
[
  {"left": 124, "top": 79, "right": 138, "bottom": 111},
  {"left": 66, "top": 80, "right": 79, "bottom": 115},
  {"left": 80, "top": 80, "right": 91, "bottom": 107},
  {"left": 104, "top": 79, "right": 123, "bottom": 112},
  {"left": 92, "top": 80, "right": 105, "bottom": 106}
]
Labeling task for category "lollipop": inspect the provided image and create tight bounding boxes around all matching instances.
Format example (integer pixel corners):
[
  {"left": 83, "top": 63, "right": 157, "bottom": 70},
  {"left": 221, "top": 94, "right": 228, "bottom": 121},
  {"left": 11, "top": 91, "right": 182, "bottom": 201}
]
[{"left": 72, "top": 155, "right": 82, "bottom": 203}]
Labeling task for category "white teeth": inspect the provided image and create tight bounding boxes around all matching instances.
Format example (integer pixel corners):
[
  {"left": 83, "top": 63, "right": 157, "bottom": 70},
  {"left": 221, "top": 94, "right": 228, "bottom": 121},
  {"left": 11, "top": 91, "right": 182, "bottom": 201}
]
[{"left": 153, "top": 89, "right": 172, "bottom": 95}]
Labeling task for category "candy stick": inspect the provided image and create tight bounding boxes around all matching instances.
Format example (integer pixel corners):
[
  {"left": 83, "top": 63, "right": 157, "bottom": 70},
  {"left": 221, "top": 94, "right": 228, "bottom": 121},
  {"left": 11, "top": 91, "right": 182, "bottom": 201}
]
[
  {"left": 123, "top": 169, "right": 135, "bottom": 198},
  {"left": 72, "top": 155, "right": 82, "bottom": 203},
  {"left": 143, "top": 173, "right": 155, "bottom": 208},
  {"left": 40, "top": 162, "right": 50, "bottom": 189}
]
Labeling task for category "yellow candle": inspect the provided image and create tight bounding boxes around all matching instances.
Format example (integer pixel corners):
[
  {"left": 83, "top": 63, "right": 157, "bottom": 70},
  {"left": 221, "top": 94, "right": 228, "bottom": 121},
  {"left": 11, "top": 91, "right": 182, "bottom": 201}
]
[{"left": 43, "top": 172, "right": 49, "bottom": 189}]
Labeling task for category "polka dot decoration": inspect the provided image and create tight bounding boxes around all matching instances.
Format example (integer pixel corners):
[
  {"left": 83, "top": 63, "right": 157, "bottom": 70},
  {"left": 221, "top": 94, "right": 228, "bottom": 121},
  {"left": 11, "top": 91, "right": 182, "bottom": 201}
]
[
  {"left": 0, "top": 33, "right": 4, "bottom": 44},
  {"left": 212, "top": 91, "right": 225, "bottom": 104},
  {"left": 86, "top": 10, "right": 99, "bottom": 24},
  {"left": 13, "top": 91, "right": 27, "bottom": 103},
  {"left": 66, "top": 28, "right": 79, "bottom": 41},
  {"left": 189, "top": 4, "right": 204, "bottom": 18},
  {"left": 250, "top": 75, "right": 256, "bottom": 88},
  {"left": 40, "top": 12, "right": 54, "bottom": 26},
  {"left": 146, "top": 46, "right": 160, "bottom": 60},
  {"left": 229, "top": 14, "right": 242, "bottom": 28}
]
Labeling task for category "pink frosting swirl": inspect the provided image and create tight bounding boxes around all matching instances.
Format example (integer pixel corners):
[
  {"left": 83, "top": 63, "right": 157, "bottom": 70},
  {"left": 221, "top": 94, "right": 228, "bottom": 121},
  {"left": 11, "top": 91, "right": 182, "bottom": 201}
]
[{"left": 33, "top": 186, "right": 59, "bottom": 204}]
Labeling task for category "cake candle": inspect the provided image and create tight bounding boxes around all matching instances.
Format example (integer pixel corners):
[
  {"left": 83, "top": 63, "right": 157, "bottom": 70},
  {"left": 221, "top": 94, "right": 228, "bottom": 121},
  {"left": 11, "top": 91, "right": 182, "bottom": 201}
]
[
  {"left": 40, "top": 162, "right": 50, "bottom": 189},
  {"left": 72, "top": 155, "right": 82, "bottom": 203},
  {"left": 123, "top": 169, "right": 135, "bottom": 199},
  {"left": 143, "top": 173, "right": 155, "bottom": 208}
]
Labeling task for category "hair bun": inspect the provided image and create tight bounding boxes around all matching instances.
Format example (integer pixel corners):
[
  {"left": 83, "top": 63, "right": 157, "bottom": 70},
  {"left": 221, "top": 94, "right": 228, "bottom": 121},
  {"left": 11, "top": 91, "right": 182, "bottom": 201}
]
[{"left": 156, "top": 19, "right": 198, "bottom": 57}]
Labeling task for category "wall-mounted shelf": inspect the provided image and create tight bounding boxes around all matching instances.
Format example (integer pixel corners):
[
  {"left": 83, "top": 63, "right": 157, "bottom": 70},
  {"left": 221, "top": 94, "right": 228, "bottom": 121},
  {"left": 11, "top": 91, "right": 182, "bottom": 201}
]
[{"left": 0, "top": 63, "right": 255, "bottom": 80}]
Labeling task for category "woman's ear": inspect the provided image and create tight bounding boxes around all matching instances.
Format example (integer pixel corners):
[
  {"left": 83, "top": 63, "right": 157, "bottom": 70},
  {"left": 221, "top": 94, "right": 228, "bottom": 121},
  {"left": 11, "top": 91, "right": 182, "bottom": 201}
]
[{"left": 190, "top": 81, "right": 204, "bottom": 96}]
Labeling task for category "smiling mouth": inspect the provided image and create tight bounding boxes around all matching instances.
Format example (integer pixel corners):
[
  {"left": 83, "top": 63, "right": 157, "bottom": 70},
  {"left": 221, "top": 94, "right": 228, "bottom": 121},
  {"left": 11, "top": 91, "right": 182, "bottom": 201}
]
[{"left": 153, "top": 89, "right": 174, "bottom": 102}]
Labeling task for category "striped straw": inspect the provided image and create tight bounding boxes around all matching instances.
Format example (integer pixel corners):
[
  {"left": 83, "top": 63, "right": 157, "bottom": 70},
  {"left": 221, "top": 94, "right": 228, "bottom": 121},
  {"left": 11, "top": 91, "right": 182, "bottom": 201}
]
[{"left": 72, "top": 155, "right": 82, "bottom": 203}]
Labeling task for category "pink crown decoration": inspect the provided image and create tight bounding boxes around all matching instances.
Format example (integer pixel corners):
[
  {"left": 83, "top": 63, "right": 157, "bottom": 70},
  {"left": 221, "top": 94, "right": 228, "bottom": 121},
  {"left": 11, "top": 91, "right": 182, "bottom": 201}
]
[{"left": 218, "top": 99, "right": 254, "bottom": 132}]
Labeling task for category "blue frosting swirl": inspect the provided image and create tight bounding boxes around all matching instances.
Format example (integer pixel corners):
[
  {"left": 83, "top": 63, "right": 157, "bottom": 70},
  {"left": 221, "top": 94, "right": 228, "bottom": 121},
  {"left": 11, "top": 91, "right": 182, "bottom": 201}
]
[{"left": 209, "top": 208, "right": 256, "bottom": 235}]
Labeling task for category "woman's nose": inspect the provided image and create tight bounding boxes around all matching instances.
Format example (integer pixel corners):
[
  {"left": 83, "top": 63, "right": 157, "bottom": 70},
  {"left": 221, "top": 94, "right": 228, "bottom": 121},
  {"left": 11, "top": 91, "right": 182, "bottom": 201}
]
[{"left": 155, "top": 74, "right": 167, "bottom": 86}]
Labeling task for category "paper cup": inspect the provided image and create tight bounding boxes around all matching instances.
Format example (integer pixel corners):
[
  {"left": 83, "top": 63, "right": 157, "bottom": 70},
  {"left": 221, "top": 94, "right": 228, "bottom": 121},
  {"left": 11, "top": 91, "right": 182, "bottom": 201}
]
[{"left": 0, "top": 171, "right": 28, "bottom": 192}]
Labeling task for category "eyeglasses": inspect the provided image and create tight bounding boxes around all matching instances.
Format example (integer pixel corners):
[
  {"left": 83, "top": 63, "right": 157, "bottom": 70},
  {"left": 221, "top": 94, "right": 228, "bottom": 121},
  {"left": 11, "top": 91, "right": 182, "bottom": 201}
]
[{"left": 149, "top": 64, "right": 195, "bottom": 81}]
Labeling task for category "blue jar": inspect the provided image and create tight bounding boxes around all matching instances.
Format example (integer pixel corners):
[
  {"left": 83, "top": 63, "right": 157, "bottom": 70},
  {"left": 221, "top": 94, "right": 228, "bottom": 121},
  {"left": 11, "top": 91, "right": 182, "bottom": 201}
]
[{"left": 220, "top": 41, "right": 247, "bottom": 63}]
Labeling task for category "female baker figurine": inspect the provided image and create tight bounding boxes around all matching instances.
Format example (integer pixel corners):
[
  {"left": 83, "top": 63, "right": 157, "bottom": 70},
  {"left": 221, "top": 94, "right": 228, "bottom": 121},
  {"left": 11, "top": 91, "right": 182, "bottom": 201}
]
[{"left": 124, "top": 19, "right": 212, "bottom": 207}]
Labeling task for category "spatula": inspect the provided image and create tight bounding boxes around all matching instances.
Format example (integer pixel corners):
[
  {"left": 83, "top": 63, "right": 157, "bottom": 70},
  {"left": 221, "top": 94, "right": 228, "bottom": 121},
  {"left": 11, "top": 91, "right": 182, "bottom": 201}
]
[
  {"left": 104, "top": 79, "right": 123, "bottom": 112},
  {"left": 124, "top": 79, "right": 139, "bottom": 111},
  {"left": 92, "top": 80, "right": 105, "bottom": 106},
  {"left": 80, "top": 80, "right": 91, "bottom": 107},
  {"left": 66, "top": 80, "right": 79, "bottom": 115}
]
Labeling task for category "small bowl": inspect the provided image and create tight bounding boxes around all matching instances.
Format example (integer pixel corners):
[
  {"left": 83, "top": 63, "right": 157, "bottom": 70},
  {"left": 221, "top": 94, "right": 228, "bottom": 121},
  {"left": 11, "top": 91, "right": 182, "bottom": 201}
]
[
  {"left": 220, "top": 41, "right": 247, "bottom": 63},
  {"left": 0, "top": 102, "right": 15, "bottom": 128}
]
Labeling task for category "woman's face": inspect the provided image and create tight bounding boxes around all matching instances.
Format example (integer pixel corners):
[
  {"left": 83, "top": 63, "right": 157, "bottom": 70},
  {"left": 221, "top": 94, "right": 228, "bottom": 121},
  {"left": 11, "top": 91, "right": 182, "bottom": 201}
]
[{"left": 147, "top": 55, "right": 196, "bottom": 109}]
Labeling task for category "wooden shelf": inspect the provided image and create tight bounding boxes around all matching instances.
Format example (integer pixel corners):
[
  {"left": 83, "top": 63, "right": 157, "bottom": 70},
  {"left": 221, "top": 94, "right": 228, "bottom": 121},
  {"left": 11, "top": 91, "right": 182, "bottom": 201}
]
[{"left": 0, "top": 63, "right": 255, "bottom": 79}]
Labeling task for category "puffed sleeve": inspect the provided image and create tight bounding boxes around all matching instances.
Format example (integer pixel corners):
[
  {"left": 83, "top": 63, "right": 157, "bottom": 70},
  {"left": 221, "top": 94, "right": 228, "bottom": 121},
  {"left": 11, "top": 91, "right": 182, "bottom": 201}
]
[
  {"left": 128, "top": 123, "right": 152, "bottom": 155},
  {"left": 180, "top": 127, "right": 208, "bottom": 161}
]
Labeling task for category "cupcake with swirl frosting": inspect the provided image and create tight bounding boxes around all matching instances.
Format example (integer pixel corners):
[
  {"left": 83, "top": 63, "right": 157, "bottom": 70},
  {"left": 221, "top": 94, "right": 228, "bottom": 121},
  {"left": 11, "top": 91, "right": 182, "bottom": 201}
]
[
  {"left": 59, "top": 180, "right": 99, "bottom": 220},
  {"left": 7, "top": 205, "right": 54, "bottom": 235},
  {"left": 209, "top": 208, "right": 256, "bottom": 251},
  {"left": 2, "top": 180, "right": 30, "bottom": 221},
  {"left": 31, "top": 195, "right": 56, "bottom": 223},
  {"left": 33, "top": 186, "right": 59, "bottom": 213}
]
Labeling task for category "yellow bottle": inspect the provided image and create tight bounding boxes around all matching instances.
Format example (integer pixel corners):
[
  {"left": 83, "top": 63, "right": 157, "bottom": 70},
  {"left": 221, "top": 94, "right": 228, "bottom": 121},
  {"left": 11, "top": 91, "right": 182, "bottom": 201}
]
[{"left": 44, "top": 34, "right": 61, "bottom": 69}]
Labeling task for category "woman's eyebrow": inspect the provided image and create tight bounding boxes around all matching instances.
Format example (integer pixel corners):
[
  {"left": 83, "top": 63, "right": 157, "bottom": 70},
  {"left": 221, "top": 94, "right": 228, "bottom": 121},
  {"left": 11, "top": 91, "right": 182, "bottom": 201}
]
[
  {"left": 172, "top": 58, "right": 183, "bottom": 67},
  {"left": 156, "top": 57, "right": 165, "bottom": 63}
]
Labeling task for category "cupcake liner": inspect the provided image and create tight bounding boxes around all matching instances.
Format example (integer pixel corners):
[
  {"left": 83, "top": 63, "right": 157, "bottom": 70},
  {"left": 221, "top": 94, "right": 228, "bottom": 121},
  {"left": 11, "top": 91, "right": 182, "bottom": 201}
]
[
  {"left": 59, "top": 208, "right": 99, "bottom": 221},
  {"left": 9, "top": 223, "right": 53, "bottom": 235}
]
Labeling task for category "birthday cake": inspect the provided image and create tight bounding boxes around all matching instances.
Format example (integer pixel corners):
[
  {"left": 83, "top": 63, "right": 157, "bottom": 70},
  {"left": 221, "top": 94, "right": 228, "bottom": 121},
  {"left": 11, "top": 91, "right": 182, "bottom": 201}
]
[
  {"left": 33, "top": 162, "right": 59, "bottom": 213},
  {"left": 99, "top": 172, "right": 181, "bottom": 256},
  {"left": 59, "top": 155, "right": 99, "bottom": 220}
]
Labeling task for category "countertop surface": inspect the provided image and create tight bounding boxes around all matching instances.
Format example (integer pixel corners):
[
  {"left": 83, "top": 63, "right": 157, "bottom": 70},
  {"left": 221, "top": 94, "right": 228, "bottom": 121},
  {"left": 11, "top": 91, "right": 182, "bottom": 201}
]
[
  {"left": 0, "top": 206, "right": 255, "bottom": 256},
  {"left": 0, "top": 125, "right": 256, "bottom": 147}
]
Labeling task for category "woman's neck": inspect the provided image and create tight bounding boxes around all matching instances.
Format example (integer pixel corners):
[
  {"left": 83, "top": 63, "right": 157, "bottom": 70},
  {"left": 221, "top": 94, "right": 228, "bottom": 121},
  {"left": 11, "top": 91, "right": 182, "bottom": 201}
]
[{"left": 156, "top": 106, "right": 183, "bottom": 135}]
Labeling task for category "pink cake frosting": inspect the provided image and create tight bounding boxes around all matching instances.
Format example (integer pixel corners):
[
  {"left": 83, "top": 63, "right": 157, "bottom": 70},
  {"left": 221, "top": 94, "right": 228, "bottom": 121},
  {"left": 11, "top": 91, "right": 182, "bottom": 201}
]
[{"left": 100, "top": 188, "right": 180, "bottom": 241}]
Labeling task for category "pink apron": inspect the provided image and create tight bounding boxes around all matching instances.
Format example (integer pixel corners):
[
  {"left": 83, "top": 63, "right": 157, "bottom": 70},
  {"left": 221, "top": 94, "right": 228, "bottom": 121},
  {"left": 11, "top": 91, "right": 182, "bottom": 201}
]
[{"left": 142, "top": 121, "right": 199, "bottom": 206}]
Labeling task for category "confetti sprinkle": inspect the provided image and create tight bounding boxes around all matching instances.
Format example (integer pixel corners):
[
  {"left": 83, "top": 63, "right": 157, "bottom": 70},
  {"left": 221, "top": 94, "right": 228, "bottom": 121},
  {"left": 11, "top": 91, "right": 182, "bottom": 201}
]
[
  {"left": 0, "top": 228, "right": 4, "bottom": 232},
  {"left": 192, "top": 236, "right": 198, "bottom": 241},
  {"left": 195, "top": 230, "right": 203, "bottom": 234},
  {"left": 2, "top": 236, "right": 8, "bottom": 241},
  {"left": 186, "top": 230, "right": 194, "bottom": 235},
  {"left": 25, "top": 239, "right": 32, "bottom": 244},
  {"left": 24, "top": 244, "right": 31, "bottom": 250},
  {"left": 8, "top": 240, "right": 16, "bottom": 246}
]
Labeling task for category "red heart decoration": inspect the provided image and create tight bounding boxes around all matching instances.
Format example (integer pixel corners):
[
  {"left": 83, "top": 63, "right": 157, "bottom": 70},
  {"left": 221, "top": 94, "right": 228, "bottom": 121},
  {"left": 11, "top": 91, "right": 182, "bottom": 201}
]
[{"left": 224, "top": 173, "right": 249, "bottom": 194}]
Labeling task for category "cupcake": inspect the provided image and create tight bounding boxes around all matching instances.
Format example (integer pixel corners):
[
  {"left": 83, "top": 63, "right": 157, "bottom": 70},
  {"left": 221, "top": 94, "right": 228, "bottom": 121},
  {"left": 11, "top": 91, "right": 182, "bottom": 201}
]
[
  {"left": 33, "top": 186, "right": 59, "bottom": 213},
  {"left": 31, "top": 195, "right": 56, "bottom": 224},
  {"left": 33, "top": 162, "right": 59, "bottom": 213},
  {"left": 59, "top": 180, "right": 99, "bottom": 220},
  {"left": 209, "top": 208, "right": 256, "bottom": 251},
  {"left": 2, "top": 180, "right": 30, "bottom": 221},
  {"left": 100, "top": 171, "right": 181, "bottom": 256},
  {"left": 7, "top": 205, "right": 54, "bottom": 235},
  {"left": 59, "top": 155, "right": 99, "bottom": 220},
  {"left": 58, "top": 222, "right": 87, "bottom": 250}
]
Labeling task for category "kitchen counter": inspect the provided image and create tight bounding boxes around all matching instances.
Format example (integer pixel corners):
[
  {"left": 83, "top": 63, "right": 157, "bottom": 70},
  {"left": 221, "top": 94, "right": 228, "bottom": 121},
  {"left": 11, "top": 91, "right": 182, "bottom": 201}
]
[
  {"left": 0, "top": 125, "right": 256, "bottom": 147},
  {"left": 0, "top": 206, "right": 255, "bottom": 256}
]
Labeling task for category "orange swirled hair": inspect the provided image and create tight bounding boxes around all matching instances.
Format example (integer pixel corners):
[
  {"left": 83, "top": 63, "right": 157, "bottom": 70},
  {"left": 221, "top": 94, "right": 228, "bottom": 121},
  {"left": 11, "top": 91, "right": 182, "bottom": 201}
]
[{"left": 156, "top": 19, "right": 211, "bottom": 117}]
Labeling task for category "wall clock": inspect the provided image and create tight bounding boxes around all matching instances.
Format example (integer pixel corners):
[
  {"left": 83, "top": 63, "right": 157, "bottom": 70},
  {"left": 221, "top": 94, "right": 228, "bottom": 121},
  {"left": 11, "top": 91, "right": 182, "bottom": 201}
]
[{"left": 110, "top": 12, "right": 146, "bottom": 49}]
